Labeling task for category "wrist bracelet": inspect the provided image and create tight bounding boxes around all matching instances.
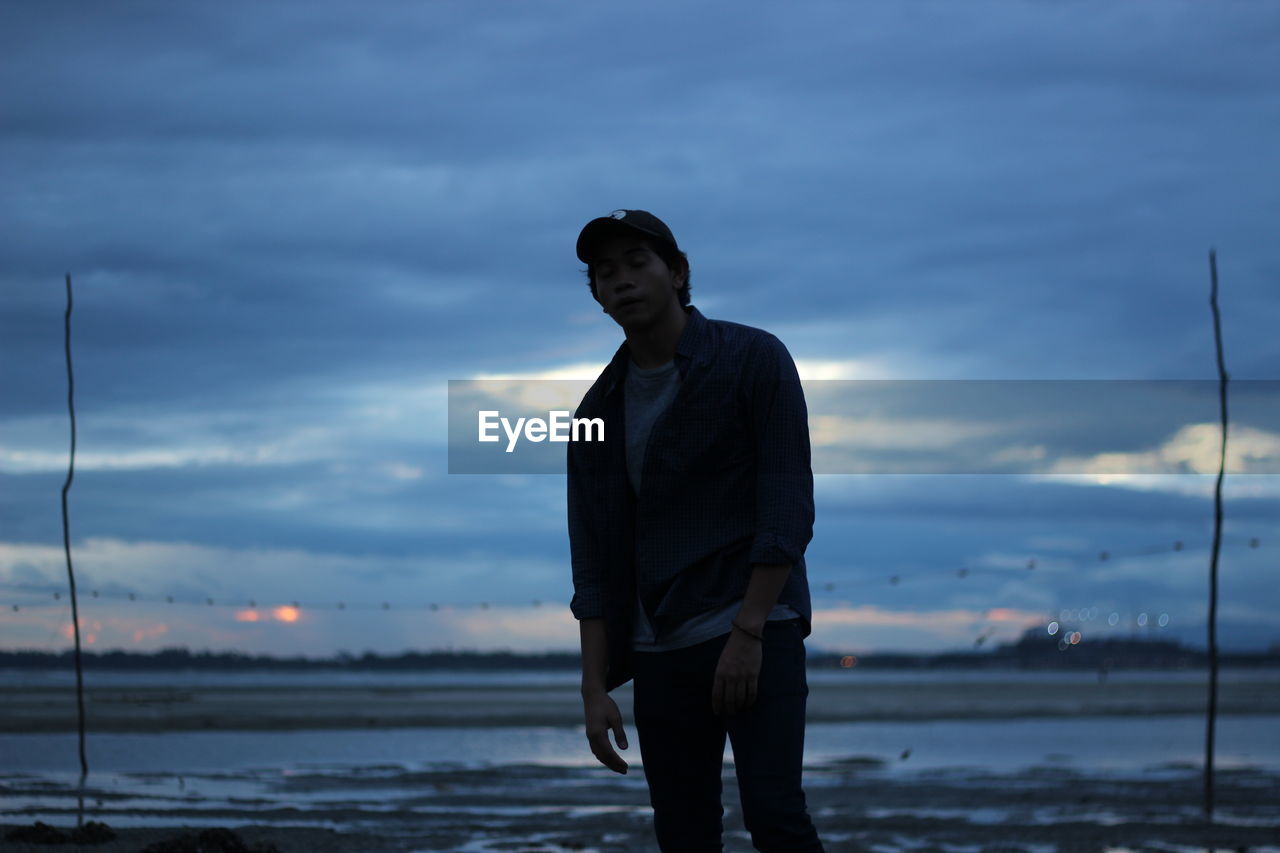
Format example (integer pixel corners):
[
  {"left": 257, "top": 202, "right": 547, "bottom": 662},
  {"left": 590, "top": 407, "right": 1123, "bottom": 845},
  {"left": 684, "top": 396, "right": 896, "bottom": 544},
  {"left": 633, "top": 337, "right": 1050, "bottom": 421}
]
[{"left": 732, "top": 619, "right": 764, "bottom": 642}]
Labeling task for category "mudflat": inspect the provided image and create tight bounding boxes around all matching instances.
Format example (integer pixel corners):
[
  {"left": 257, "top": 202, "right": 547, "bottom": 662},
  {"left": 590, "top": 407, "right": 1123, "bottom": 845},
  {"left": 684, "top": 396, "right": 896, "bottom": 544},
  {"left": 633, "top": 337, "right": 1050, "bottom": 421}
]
[{"left": 3, "top": 763, "right": 1279, "bottom": 852}]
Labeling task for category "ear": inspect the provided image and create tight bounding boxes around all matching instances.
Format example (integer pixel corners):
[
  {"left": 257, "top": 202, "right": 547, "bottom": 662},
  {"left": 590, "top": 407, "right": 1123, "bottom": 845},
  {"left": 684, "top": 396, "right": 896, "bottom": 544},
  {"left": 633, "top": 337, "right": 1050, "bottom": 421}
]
[{"left": 672, "top": 259, "right": 689, "bottom": 288}]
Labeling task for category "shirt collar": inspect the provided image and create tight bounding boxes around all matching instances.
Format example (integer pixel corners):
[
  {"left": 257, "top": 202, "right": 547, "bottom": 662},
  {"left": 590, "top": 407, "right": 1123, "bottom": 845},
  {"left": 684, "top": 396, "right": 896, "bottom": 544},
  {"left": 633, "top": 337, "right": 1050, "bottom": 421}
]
[
  {"left": 603, "top": 305, "right": 708, "bottom": 396},
  {"left": 674, "top": 304, "right": 709, "bottom": 366}
]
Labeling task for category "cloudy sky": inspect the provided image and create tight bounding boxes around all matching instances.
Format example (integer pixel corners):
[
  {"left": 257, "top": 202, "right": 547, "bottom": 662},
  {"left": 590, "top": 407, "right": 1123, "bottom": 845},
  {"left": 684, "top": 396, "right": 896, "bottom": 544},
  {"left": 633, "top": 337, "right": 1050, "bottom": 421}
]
[{"left": 3, "top": 1, "right": 1278, "bottom": 657}]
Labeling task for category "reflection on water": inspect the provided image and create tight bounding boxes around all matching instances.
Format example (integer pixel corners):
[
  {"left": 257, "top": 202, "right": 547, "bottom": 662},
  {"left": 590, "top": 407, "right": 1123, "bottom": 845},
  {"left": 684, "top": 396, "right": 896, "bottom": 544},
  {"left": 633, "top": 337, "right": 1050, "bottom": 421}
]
[
  {"left": 3, "top": 715, "right": 1279, "bottom": 777},
  {"left": 3, "top": 714, "right": 1279, "bottom": 834},
  {"left": 3, "top": 666, "right": 1270, "bottom": 689},
  {"left": 4, "top": 760, "right": 1280, "bottom": 843}
]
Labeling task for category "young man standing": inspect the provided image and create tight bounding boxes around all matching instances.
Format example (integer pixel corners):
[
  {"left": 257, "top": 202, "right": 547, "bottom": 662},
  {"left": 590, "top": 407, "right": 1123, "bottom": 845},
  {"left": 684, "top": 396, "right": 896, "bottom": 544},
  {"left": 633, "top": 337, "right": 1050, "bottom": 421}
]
[{"left": 567, "top": 209, "right": 824, "bottom": 852}]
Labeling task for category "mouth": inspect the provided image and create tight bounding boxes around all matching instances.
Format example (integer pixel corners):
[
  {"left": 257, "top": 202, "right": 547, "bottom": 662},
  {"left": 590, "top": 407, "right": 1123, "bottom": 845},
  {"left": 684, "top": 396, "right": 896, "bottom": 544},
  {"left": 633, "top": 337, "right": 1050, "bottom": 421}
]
[{"left": 614, "top": 297, "right": 643, "bottom": 310}]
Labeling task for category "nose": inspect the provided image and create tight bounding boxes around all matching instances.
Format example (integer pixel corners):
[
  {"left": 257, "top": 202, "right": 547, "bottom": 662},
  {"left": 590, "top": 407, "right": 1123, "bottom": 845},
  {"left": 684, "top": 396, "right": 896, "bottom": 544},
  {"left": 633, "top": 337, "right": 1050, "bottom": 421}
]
[{"left": 607, "top": 276, "right": 636, "bottom": 295}]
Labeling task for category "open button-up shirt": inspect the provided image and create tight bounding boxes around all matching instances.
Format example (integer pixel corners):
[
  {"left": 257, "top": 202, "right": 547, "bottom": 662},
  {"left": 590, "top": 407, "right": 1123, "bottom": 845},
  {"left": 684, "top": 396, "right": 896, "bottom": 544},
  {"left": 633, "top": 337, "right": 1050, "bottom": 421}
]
[{"left": 567, "top": 306, "right": 815, "bottom": 690}]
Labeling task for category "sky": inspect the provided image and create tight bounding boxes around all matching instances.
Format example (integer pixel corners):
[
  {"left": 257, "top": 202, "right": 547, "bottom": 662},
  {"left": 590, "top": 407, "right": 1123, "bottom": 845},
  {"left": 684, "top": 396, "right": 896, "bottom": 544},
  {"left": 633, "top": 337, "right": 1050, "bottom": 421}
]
[{"left": 2, "top": 1, "right": 1278, "bottom": 657}]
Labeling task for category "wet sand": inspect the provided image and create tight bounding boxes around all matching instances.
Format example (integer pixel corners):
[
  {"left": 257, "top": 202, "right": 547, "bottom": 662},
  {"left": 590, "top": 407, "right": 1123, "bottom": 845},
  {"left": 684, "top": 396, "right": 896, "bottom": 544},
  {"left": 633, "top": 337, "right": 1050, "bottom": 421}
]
[
  {"left": 3, "top": 762, "right": 1279, "bottom": 852},
  {"left": 4, "top": 675, "right": 1279, "bottom": 732},
  {"left": 5, "top": 675, "right": 1278, "bottom": 850}
]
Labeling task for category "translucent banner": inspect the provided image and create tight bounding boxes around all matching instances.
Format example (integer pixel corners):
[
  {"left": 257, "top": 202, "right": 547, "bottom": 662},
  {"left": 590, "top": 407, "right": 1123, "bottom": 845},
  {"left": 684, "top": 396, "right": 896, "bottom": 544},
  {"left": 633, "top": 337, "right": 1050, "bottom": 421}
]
[{"left": 447, "top": 379, "right": 1280, "bottom": 475}]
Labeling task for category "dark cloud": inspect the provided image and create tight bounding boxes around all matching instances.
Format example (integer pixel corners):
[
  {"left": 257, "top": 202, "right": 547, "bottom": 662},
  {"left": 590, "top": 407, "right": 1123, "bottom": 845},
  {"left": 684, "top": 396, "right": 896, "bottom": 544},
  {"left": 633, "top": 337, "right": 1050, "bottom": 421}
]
[{"left": 3, "top": 0, "right": 1278, "bottom": 649}]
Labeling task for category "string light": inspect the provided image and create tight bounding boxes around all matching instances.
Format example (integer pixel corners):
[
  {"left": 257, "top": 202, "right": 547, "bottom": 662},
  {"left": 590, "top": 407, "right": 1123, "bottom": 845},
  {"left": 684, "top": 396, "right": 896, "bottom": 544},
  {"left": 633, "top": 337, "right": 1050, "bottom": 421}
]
[
  {"left": 855, "top": 534, "right": 1269, "bottom": 592},
  {"left": 1, "top": 534, "right": 1272, "bottom": 616}
]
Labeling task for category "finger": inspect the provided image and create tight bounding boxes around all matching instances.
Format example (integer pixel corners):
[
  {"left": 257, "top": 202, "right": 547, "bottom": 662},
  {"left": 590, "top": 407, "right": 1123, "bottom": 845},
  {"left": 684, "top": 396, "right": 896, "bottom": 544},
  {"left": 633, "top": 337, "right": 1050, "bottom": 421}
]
[
  {"left": 731, "top": 678, "right": 747, "bottom": 716},
  {"left": 610, "top": 716, "right": 628, "bottom": 750},
  {"left": 711, "top": 675, "right": 724, "bottom": 716},
  {"left": 745, "top": 676, "right": 758, "bottom": 710},
  {"left": 719, "top": 676, "right": 737, "bottom": 716},
  {"left": 589, "top": 732, "right": 627, "bottom": 774},
  {"left": 603, "top": 748, "right": 627, "bottom": 774},
  {"left": 589, "top": 730, "right": 626, "bottom": 773}
]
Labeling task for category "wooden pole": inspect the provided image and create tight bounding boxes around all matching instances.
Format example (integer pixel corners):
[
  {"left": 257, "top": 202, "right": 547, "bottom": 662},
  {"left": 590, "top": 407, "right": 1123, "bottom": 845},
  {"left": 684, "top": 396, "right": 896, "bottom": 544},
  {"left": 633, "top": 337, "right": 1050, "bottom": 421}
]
[
  {"left": 1203, "top": 249, "right": 1227, "bottom": 820},
  {"left": 61, "top": 272, "right": 89, "bottom": 780}
]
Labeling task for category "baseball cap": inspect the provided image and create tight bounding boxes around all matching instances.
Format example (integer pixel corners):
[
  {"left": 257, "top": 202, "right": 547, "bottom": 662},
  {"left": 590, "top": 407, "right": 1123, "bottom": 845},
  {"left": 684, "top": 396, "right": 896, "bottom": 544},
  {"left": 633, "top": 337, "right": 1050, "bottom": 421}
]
[{"left": 576, "top": 209, "right": 680, "bottom": 263}]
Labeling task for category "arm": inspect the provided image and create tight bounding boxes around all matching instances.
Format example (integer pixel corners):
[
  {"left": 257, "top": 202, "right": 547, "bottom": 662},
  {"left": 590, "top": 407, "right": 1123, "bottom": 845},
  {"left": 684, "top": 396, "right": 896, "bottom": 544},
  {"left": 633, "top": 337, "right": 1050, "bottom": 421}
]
[
  {"left": 746, "top": 334, "right": 815, "bottom": 570},
  {"left": 712, "top": 562, "right": 790, "bottom": 716},
  {"left": 567, "top": 431, "right": 605, "bottom": 624},
  {"left": 579, "top": 618, "right": 629, "bottom": 774},
  {"left": 736, "top": 562, "right": 793, "bottom": 636},
  {"left": 567, "top": 402, "right": 628, "bottom": 772},
  {"left": 713, "top": 335, "right": 814, "bottom": 716}
]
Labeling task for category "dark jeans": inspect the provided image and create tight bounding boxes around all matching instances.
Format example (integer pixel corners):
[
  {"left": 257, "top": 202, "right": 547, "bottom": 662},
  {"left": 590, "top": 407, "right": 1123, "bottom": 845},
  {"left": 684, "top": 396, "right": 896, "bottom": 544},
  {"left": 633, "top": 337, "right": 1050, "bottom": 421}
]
[{"left": 631, "top": 619, "right": 825, "bottom": 853}]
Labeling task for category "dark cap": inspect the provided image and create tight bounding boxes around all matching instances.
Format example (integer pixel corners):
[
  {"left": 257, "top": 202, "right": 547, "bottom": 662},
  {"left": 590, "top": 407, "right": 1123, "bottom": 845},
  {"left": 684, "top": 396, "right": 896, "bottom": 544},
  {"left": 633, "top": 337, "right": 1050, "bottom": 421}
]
[{"left": 576, "top": 209, "right": 679, "bottom": 263}]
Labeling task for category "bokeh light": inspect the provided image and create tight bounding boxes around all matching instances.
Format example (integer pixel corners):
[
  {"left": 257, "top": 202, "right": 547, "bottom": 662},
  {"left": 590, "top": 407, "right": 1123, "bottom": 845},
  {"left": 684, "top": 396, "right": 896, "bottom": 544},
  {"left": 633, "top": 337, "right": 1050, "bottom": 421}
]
[{"left": 273, "top": 606, "right": 301, "bottom": 623}]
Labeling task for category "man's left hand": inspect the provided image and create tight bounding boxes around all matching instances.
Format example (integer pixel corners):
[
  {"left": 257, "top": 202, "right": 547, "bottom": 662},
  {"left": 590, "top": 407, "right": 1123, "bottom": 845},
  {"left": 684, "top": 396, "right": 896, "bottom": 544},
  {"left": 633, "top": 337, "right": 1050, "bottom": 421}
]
[{"left": 712, "top": 628, "right": 763, "bottom": 716}]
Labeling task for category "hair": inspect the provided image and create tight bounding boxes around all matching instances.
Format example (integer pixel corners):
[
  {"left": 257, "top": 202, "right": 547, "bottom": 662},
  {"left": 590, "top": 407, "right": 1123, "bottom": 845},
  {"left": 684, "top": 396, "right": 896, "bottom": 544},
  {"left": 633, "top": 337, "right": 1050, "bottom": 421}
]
[{"left": 584, "top": 238, "right": 692, "bottom": 308}]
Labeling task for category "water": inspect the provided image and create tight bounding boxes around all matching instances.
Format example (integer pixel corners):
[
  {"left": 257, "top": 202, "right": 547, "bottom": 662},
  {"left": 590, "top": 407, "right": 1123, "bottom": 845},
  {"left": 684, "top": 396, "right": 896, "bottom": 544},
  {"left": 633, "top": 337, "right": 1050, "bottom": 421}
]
[
  {"left": 3, "top": 714, "right": 1277, "bottom": 775},
  {"left": 3, "top": 665, "right": 1268, "bottom": 689},
  {"left": 3, "top": 669, "right": 1278, "bottom": 842},
  {"left": 2, "top": 716, "right": 1278, "bottom": 838}
]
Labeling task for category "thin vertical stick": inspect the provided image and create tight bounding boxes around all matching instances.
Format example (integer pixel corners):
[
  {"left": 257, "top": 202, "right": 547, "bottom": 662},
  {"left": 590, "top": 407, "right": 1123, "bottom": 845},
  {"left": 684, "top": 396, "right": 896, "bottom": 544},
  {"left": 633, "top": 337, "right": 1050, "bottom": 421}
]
[
  {"left": 1204, "top": 249, "right": 1227, "bottom": 821},
  {"left": 61, "top": 272, "right": 88, "bottom": 780}
]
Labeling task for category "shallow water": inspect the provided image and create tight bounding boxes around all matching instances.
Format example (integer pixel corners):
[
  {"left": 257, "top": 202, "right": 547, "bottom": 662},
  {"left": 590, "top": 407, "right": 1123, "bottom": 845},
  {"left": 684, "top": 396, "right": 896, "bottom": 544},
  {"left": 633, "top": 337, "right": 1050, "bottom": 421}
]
[
  {"left": 2, "top": 712, "right": 1278, "bottom": 838},
  {"left": 3, "top": 713, "right": 1278, "bottom": 776},
  {"left": 3, "top": 665, "right": 1270, "bottom": 689},
  {"left": 4, "top": 671, "right": 1277, "bottom": 849},
  {"left": 3, "top": 758, "right": 1279, "bottom": 850}
]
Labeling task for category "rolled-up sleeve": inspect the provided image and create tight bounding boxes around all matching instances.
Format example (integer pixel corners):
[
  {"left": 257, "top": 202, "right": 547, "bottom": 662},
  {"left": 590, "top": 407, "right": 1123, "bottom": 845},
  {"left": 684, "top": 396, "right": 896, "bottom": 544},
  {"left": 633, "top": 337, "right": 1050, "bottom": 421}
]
[
  {"left": 567, "top": 425, "right": 605, "bottom": 620},
  {"left": 746, "top": 334, "right": 814, "bottom": 567}
]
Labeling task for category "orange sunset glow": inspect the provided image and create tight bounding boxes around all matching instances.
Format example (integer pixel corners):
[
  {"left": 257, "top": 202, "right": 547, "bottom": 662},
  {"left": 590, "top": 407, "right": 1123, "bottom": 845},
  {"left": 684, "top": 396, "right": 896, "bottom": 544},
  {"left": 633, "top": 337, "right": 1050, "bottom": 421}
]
[{"left": 273, "top": 606, "right": 301, "bottom": 623}]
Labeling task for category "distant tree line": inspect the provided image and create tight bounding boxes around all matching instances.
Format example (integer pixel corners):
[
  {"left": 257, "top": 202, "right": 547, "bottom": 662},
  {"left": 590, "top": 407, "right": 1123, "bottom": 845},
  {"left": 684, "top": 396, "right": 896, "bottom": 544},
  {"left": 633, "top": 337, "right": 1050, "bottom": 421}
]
[
  {"left": 2, "top": 631, "right": 1275, "bottom": 671},
  {"left": 0, "top": 647, "right": 581, "bottom": 670}
]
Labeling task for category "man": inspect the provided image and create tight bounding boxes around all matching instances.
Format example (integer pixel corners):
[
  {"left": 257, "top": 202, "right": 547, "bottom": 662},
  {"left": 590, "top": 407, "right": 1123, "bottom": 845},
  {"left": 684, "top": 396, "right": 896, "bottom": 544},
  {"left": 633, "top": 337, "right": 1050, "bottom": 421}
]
[{"left": 567, "top": 209, "right": 824, "bottom": 852}]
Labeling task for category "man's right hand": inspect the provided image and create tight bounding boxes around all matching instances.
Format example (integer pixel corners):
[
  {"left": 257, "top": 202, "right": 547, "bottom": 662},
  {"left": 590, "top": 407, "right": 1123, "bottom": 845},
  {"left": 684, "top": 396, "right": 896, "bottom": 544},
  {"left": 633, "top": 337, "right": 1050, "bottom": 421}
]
[{"left": 582, "top": 690, "right": 629, "bottom": 774}]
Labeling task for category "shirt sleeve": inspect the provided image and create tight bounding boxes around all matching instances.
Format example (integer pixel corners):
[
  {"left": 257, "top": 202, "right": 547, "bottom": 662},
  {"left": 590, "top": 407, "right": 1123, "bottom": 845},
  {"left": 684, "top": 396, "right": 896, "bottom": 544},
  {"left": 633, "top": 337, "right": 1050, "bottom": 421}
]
[
  {"left": 747, "top": 333, "right": 815, "bottom": 567},
  {"left": 567, "top": 424, "right": 605, "bottom": 621}
]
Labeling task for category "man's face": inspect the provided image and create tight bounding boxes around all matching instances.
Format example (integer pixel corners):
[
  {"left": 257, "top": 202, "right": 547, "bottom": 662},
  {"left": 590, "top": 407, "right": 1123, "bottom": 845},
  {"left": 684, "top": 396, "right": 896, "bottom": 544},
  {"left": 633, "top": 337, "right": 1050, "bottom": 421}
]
[{"left": 590, "top": 234, "right": 685, "bottom": 331}]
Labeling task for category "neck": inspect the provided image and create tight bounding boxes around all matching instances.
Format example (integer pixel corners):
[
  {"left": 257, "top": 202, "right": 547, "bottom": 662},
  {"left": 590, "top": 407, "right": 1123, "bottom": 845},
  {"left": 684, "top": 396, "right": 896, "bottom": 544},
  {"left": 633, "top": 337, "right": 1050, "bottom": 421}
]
[{"left": 625, "top": 303, "right": 689, "bottom": 369}]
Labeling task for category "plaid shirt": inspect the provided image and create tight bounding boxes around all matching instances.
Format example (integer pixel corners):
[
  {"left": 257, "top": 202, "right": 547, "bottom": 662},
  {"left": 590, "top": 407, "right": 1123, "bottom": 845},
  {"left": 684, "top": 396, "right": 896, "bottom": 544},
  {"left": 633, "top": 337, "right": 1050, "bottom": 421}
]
[{"left": 567, "top": 306, "right": 814, "bottom": 690}]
